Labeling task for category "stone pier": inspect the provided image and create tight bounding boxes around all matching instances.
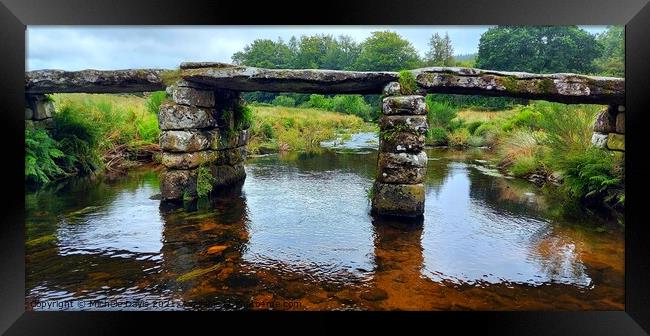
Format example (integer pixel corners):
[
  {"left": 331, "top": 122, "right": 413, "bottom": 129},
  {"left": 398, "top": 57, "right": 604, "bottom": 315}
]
[
  {"left": 25, "top": 94, "right": 55, "bottom": 129},
  {"left": 158, "top": 80, "right": 249, "bottom": 201},
  {"left": 592, "top": 105, "right": 625, "bottom": 158},
  {"left": 371, "top": 82, "right": 428, "bottom": 218}
]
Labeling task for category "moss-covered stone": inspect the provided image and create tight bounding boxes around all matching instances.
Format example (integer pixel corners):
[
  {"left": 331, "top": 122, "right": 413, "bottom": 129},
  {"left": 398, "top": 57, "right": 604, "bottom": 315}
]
[
  {"left": 379, "top": 131, "right": 426, "bottom": 153},
  {"left": 161, "top": 147, "right": 247, "bottom": 169},
  {"left": 607, "top": 133, "right": 625, "bottom": 151},
  {"left": 160, "top": 169, "right": 198, "bottom": 201},
  {"left": 371, "top": 182, "right": 425, "bottom": 217},
  {"left": 160, "top": 129, "right": 249, "bottom": 152},
  {"left": 210, "top": 162, "right": 246, "bottom": 187},
  {"left": 593, "top": 106, "right": 616, "bottom": 133},
  {"left": 382, "top": 95, "right": 427, "bottom": 115},
  {"left": 382, "top": 82, "right": 401, "bottom": 96},
  {"left": 500, "top": 76, "right": 520, "bottom": 92},
  {"left": 535, "top": 78, "right": 556, "bottom": 94},
  {"left": 379, "top": 115, "right": 428, "bottom": 136},
  {"left": 377, "top": 152, "right": 427, "bottom": 184},
  {"left": 616, "top": 113, "right": 625, "bottom": 134},
  {"left": 158, "top": 102, "right": 217, "bottom": 130},
  {"left": 171, "top": 86, "right": 215, "bottom": 107}
]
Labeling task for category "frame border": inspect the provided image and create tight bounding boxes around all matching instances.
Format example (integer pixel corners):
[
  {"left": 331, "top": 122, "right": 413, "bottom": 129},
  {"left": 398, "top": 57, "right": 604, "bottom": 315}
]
[{"left": 1, "top": 0, "right": 648, "bottom": 334}]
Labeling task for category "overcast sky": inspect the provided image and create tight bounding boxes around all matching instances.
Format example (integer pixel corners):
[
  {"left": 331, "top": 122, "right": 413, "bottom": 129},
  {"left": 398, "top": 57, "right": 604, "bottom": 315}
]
[{"left": 26, "top": 26, "right": 609, "bottom": 71}]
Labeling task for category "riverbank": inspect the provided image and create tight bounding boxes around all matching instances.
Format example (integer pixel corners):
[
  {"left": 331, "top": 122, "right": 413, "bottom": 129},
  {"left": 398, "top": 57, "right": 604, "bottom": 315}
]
[
  {"left": 425, "top": 100, "right": 625, "bottom": 211},
  {"left": 25, "top": 94, "right": 374, "bottom": 188}
]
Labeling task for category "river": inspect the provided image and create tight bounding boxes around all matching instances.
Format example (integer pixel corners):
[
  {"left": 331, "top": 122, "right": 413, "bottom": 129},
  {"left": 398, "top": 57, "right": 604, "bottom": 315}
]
[{"left": 25, "top": 132, "right": 624, "bottom": 310}]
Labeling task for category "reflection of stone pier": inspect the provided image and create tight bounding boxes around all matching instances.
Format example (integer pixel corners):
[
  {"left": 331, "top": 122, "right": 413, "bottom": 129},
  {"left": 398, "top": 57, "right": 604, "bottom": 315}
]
[{"left": 366, "top": 216, "right": 426, "bottom": 308}]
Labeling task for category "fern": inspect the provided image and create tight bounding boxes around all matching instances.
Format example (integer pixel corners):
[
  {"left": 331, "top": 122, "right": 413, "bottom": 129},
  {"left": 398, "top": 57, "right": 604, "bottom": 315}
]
[{"left": 25, "top": 129, "right": 66, "bottom": 185}]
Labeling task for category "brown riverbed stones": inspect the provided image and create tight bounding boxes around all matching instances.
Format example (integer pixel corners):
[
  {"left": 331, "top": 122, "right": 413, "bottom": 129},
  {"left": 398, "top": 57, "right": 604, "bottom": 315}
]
[
  {"left": 372, "top": 92, "right": 428, "bottom": 217},
  {"left": 159, "top": 82, "right": 248, "bottom": 201}
]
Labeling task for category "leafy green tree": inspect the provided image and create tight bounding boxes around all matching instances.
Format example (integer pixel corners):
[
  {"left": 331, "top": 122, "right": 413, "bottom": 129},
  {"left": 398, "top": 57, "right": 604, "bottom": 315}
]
[
  {"left": 292, "top": 34, "right": 338, "bottom": 69},
  {"left": 475, "top": 26, "right": 602, "bottom": 74},
  {"left": 425, "top": 32, "right": 454, "bottom": 66},
  {"left": 593, "top": 26, "right": 624, "bottom": 77},
  {"left": 354, "top": 31, "right": 422, "bottom": 71},
  {"left": 323, "top": 35, "right": 361, "bottom": 70},
  {"left": 231, "top": 38, "right": 294, "bottom": 68}
]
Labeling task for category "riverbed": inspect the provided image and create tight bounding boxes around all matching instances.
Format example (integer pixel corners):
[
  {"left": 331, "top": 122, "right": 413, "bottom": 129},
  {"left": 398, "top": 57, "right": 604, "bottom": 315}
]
[{"left": 25, "top": 133, "right": 624, "bottom": 310}]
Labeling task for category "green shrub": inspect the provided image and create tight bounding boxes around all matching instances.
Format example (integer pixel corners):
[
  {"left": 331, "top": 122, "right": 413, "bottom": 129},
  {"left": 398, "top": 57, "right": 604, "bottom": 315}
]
[
  {"left": 300, "top": 94, "right": 373, "bottom": 121},
  {"left": 234, "top": 104, "right": 253, "bottom": 130},
  {"left": 398, "top": 70, "right": 417, "bottom": 95},
  {"left": 537, "top": 101, "right": 601, "bottom": 156},
  {"left": 500, "top": 105, "right": 544, "bottom": 132},
  {"left": 560, "top": 148, "right": 622, "bottom": 202},
  {"left": 260, "top": 122, "right": 275, "bottom": 139},
  {"left": 426, "top": 93, "right": 524, "bottom": 111},
  {"left": 466, "top": 120, "right": 484, "bottom": 135},
  {"left": 510, "top": 156, "right": 539, "bottom": 177},
  {"left": 427, "top": 126, "right": 448, "bottom": 145},
  {"left": 330, "top": 95, "right": 373, "bottom": 120},
  {"left": 25, "top": 129, "right": 66, "bottom": 185},
  {"left": 426, "top": 98, "right": 458, "bottom": 129},
  {"left": 302, "top": 94, "right": 331, "bottom": 110},
  {"left": 52, "top": 105, "right": 101, "bottom": 174},
  {"left": 196, "top": 164, "right": 217, "bottom": 198},
  {"left": 272, "top": 95, "right": 296, "bottom": 107},
  {"left": 448, "top": 128, "right": 470, "bottom": 147},
  {"left": 467, "top": 135, "right": 485, "bottom": 147},
  {"left": 497, "top": 129, "right": 541, "bottom": 168},
  {"left": 145, "top": 91, "right": 167, "bottom": 115}
]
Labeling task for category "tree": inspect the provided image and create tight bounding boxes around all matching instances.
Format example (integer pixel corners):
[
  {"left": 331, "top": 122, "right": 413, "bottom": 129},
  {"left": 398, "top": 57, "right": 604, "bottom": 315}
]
[
  {"left": 475, "top": 26, "right": 602, "bottom": 74},
  {"left": 354, "top": 31, "right": 422, "bottom": 71},
  {"left": 231, "top": 38, "right": 294, "bottom": 68},
  {"left": 322, "top": 35, "right": 361, "bottom": 70},
  {"left": 292, "top": 34, "right": 338, "bottom": 69},
  {"left": 592, "top": 26, "right": 624, "bottom": 77},
  {"left": 425, "top": 32, "right": 454, "bottom": 66}
]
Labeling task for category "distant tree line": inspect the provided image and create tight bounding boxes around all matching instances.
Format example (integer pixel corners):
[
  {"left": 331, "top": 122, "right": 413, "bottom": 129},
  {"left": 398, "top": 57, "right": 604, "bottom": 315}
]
[{"left": 231, "top": 26, "right": 624, "bottom": 117}]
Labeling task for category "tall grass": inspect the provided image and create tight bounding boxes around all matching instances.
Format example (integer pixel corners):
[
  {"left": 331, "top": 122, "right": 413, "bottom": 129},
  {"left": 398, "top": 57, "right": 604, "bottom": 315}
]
[
  {"left": 489, "top": 101, "right": 624, "bottom": 206},
  {"left": 247, "top": 105, "right": 369, "bottom": 154},
  {"left": 47, "top": 93, "right": 163, "bottom": 176}
]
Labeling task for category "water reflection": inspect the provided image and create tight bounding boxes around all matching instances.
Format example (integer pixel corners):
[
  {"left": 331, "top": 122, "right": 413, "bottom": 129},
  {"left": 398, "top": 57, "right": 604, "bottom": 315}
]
[{"left": 25, "top": 145, "right": 624, "bottom": 310}]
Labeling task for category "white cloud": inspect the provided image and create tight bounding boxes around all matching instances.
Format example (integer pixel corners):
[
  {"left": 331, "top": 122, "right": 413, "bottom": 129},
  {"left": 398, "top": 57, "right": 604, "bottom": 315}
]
[{"left": 26, "top": 26, "right": 609, "bottom": 70}]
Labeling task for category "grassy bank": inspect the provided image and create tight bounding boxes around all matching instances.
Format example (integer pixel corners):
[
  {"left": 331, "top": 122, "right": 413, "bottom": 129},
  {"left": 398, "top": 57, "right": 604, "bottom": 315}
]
[
  {"left": 26, "top": 93, "right": 165, "bottom": 187},
  {"left": 428, "top": 98, "right": 624, "bottom": 209},
  {"left": 25, "top": 94, "right": 372, "bottom": 187},
  {"left": 247, "top": 105, "right": 374, "bottom": 154}
]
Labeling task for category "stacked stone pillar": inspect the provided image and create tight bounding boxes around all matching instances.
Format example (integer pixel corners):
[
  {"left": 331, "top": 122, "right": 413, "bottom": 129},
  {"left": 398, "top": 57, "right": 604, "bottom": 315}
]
[
  {"left": 25, "top": 94, "right": 55, "bottom": 129},
  {"left": 592, "top": 105, "right": 625, "bottom": 158},
  {"left": 371, "top": 82, "right": 428, "bottom": 218},
  {"left": 159, "top": 80, "right": 249, "bottom": 201}
]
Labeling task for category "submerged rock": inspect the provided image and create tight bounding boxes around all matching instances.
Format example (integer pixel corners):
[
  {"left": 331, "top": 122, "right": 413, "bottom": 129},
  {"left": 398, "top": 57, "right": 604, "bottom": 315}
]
[{"left": 360, "top": 288, "right": 388, "bottom": 301}]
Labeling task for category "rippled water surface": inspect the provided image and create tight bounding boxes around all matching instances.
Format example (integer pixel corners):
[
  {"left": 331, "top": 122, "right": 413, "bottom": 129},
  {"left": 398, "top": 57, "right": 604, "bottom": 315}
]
[{"left": 25, "top": 134, "right": 624, "bottom": 310}]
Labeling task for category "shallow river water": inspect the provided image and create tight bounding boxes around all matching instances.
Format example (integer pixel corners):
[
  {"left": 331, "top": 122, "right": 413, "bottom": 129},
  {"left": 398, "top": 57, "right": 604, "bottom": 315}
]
[{"left": 25, "top": 133, "right": 624, "bottom": 310}]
